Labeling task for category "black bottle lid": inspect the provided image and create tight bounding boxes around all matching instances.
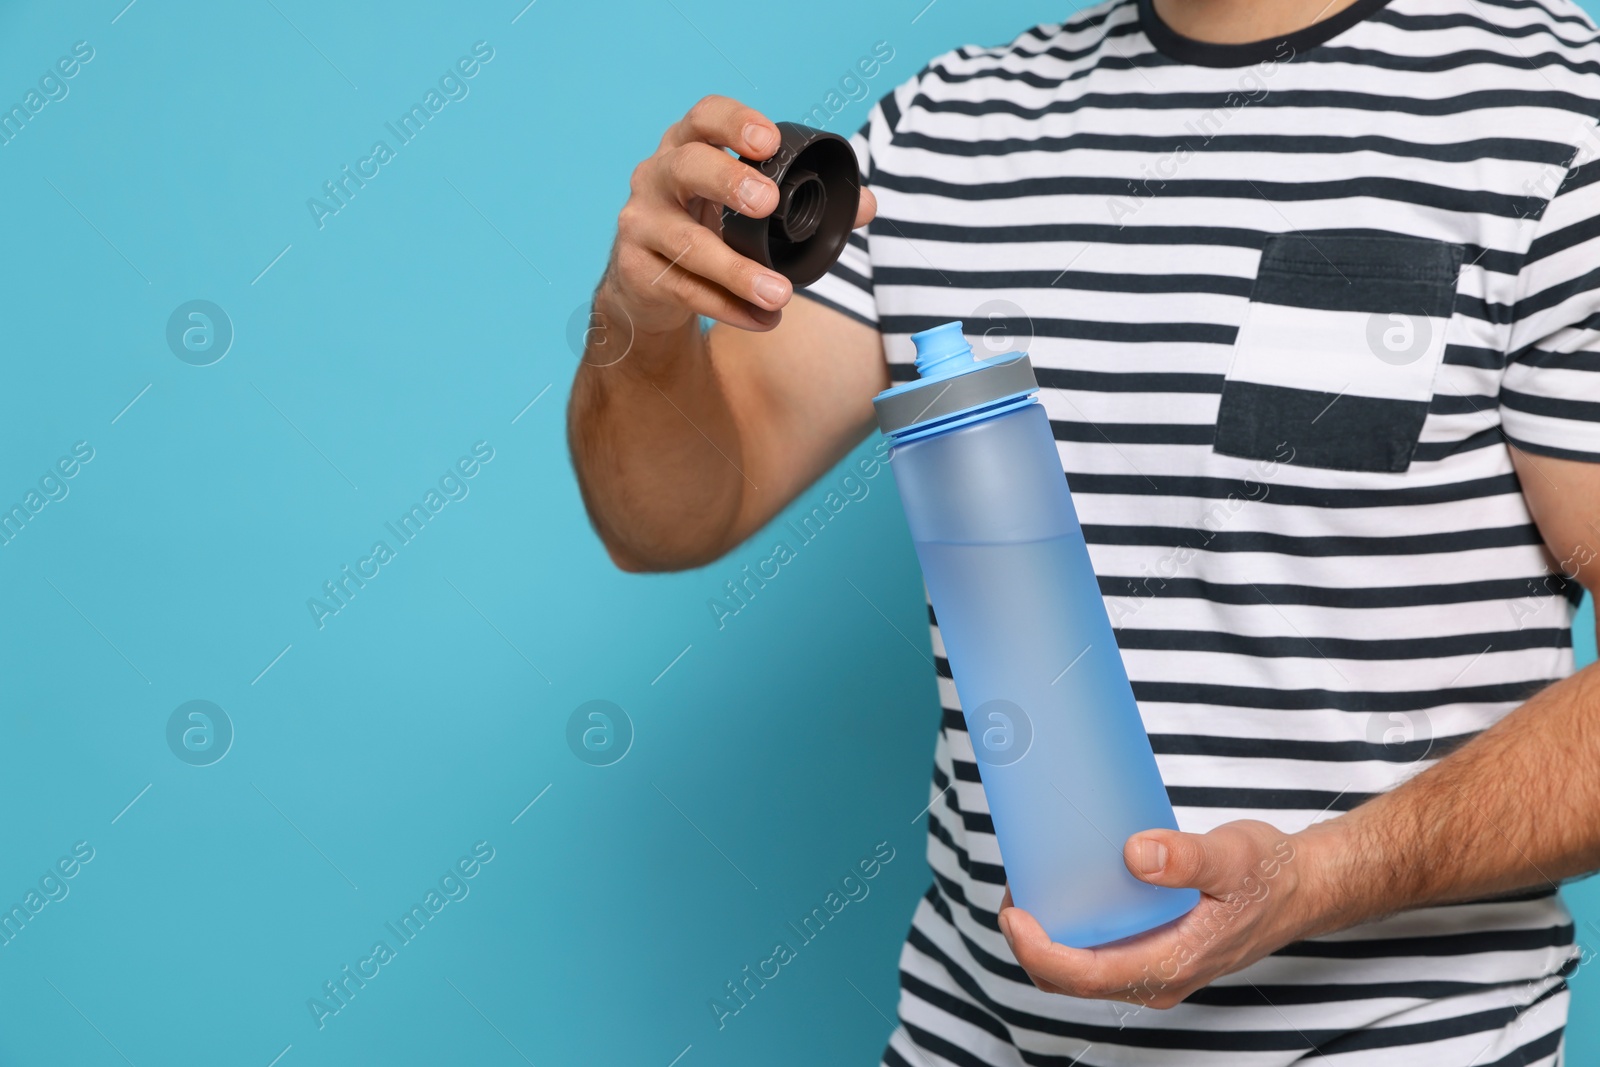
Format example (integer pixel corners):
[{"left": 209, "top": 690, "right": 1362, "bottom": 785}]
[{"left": 721, "top": 122, "right": 861, "bottom": 288}]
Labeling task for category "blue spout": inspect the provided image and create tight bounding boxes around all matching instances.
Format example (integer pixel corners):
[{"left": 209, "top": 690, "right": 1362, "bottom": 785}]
[{"left": 911, "top": 322, "right": 976, "bottom": 380}]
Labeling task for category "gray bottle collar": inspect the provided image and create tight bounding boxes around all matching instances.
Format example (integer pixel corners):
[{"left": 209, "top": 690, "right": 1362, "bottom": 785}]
[{"left": 873, "top": 354, "right": 1039, "bottom": 436}]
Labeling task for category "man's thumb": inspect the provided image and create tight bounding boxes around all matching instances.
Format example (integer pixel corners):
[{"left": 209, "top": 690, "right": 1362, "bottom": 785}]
[{"left": 1124, "top": 829, "right": 1235, "bottom": 895}]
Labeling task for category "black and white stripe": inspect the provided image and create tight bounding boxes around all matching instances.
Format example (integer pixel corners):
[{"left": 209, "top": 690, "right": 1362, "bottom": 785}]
[{"left": 803, "top": 0, "right": 1600, "bottom": 1061}]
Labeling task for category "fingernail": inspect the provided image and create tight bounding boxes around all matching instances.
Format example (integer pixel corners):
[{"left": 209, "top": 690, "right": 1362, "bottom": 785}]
[
  {"left": 1139, "top": 839, "right": 1168, "bottom": 875},
  {"left": 753, "top": 274, "right": 786, "bottom": 306},
  {"left": 998, "top": 910, "right": 1012, "bottom": 940},
  {"left": 737, "top": 177, "right": 770, "bottom": 212},
  {"left": 744, "top": 123, "right": 777, "bottom": 153}
]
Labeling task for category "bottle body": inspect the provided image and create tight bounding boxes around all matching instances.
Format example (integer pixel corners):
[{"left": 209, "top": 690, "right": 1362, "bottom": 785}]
[{"left": 890, "top": 400, "right": 1198, "bottom": 947}]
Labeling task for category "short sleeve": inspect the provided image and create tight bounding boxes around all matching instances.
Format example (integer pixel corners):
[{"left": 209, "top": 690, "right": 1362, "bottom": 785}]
[
  {"left": 796, "top": 69, "right": 926, "bottom": 331},
  {"left": 1501, "top": 154, "right": 1600, "bottom": 462}
]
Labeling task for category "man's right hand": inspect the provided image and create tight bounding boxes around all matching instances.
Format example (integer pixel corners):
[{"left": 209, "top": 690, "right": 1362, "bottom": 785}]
[
  {"left": 569, "top": 95, "right": 884, "bottom": 572},
  {"left": 603, "top": 95, "right": 876, "bottom": 335}
]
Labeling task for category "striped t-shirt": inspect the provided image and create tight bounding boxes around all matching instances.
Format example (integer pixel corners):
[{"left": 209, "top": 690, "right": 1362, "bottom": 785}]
[{"left": 800, "top": 0, "right": 1600, "bottom": 1063}]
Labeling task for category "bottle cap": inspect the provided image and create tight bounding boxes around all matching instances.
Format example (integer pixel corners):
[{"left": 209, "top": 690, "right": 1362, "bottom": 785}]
[{"left": 721, "top": 123, "right": 861, "bottom": 288}]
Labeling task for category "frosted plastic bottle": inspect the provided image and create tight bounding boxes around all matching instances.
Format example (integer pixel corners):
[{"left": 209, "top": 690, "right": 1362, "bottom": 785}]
[{"left": 874, "top": 322, "right": 1198, "bottom": 948}]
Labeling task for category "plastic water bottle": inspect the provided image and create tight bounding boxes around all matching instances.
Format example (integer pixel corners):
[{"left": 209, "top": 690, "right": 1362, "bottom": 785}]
[{"left": 874, "top": 322, "right": 1198, "bottom": 948}]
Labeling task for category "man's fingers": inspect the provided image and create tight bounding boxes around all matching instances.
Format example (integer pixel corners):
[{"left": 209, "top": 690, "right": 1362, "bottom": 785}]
[
  {"left": 1126, "top": 829, "right": 1227, "bottom": 892},
  {"left": 659, "top": 141, "right": 778, "bottom": 218},
  {"left": 618, "top": 94, "right": 861, "bottom": 334},
  {"left": 998, "top": 905, "right": 1110, "bottom": 995},
  {"left": 854, "top": 186, "right": 877, "bottom": 230},
  {"left": 631, "top": 245, "right": 781, "bottom": 332},
  {"left": 634, "top": 212, "right": 791, "bottom": 313},
  {"left": 999, "top": 905, "right": 1065, "bottom": 993},
  {"left": 1124, "top": 822, "right": 1276, "bottom": 898},
  {"left": 667, "top": 94, "right": 780, "bottom": 158},
  {"left": 1002, "top": 904, "right": 1198, "bottom": 1004}
]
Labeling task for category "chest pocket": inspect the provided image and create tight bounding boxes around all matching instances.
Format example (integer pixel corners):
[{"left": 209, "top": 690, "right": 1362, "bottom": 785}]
[{"left": 1212, "top": 234, "right": 1464, "bottom": 473}]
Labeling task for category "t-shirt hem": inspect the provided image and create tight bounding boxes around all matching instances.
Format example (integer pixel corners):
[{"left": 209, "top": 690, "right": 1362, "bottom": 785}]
[
  {"left": 794, "top": 286, "right": 877, "bottom": 331},
  {"left": 1503, "top": 432, "right": 1600, "bottom": 465}
]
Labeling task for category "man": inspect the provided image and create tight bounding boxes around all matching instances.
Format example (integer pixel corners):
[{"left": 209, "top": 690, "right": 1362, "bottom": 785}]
[{"left": 567, "top": 0, "right": 1600, "bottom": 1062}]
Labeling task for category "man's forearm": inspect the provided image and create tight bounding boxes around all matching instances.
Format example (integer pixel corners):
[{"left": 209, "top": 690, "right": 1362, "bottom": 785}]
[
  {"left": 1297, "top": 660, "right": 1600, "bottom": 936},
  {"left": 567, "top": 280, "right": 747, "bottom": 572}
]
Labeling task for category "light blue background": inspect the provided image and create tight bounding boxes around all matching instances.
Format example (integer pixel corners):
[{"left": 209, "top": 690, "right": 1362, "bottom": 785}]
[{"left": 0, "top": 2, "right": 1595, "bottom": 1065}]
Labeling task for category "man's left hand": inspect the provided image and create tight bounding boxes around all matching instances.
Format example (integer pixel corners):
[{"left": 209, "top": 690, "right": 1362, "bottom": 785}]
[{"left": 999, "top": 820, "right": 1332, "bottom": 1011}]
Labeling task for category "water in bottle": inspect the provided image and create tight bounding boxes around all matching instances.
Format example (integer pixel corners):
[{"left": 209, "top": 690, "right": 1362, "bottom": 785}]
[{"left": 874, "top": 321, "right": 1198, "bottom": 948}]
